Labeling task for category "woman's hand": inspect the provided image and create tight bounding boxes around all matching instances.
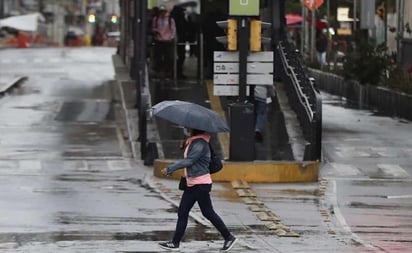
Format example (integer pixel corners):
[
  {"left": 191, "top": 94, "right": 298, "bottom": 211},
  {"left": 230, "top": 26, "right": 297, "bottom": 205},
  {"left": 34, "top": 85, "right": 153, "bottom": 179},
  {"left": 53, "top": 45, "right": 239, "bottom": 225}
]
[{"left": 161, "top": 168, "right": 169, "bottom": 176}]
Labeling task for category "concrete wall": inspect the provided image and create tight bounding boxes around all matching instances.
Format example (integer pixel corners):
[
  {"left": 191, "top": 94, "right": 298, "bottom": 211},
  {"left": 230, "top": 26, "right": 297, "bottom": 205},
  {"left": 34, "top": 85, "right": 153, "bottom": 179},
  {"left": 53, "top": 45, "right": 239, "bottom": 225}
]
[{"left": 309, "top": 69, "right": 412, "bottom": 121}]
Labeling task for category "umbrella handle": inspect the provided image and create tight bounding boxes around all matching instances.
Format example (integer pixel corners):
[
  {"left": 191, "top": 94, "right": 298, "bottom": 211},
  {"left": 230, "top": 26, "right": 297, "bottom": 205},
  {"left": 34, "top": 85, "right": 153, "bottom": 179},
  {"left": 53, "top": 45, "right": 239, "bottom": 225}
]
[{"left": 148, "top": 108, "right": 153, "bottom": 118}]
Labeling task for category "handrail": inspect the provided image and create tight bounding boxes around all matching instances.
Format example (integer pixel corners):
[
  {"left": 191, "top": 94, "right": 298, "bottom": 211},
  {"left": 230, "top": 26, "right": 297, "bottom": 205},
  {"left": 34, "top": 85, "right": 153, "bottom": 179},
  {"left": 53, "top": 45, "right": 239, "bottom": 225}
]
[
  {"left": 278, "top": 44, "right": 314, "bottom": 121},
  {"left": 276, "top": 40, "right": 322, "bottom": 161}
]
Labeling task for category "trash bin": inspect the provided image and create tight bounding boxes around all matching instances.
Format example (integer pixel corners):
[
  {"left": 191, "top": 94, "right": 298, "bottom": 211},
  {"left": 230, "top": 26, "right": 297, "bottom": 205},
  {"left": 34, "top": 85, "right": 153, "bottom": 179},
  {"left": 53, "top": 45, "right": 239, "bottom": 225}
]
[{"left": 229, "top": 103, "right": 255, "bottom": 161}]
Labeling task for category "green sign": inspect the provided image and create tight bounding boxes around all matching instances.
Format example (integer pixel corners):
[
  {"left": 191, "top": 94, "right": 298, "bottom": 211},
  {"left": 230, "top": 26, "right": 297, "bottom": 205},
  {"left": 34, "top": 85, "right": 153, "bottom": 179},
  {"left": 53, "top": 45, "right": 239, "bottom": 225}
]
[{"left": 229, "top": 0, "right": 260, "bottom": 16}]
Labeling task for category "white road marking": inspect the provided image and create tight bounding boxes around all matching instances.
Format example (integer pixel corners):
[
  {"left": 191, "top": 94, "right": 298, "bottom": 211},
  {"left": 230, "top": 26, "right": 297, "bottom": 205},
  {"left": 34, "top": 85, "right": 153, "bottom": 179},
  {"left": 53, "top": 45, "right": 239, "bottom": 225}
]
[
  {"left": 377, "top": 164, "right": 409, "bottom": 178},
  {"left": 19, "top": 160, "right": 42, "bottom": 170},
  {"left": 80, "top": 160, "right": 89, "bottom": 170},
  {"left": 48, "top": 58, "right": 60, "bottom": 63},
  {"left": 386, "top": 194, "right": 412, "bottom": 199},
  {"left": 0, "top": 160, "right": 18, "bottom": 168},
  {"left": 107, "top": 160, "right": 132, "bottom": 171},
  {"left": 329, "top": 180, "right": 377, "bottom": 249},
  {"left": 331, "top": 163, "right": 362, "bottom": 176}
]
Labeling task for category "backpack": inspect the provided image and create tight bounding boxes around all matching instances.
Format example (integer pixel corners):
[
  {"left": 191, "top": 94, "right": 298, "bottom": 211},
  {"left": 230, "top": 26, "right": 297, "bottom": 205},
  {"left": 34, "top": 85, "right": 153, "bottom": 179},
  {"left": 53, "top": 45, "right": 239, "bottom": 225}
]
[{"left": 209, "top": 143, "right": 223, "bottom": 174}]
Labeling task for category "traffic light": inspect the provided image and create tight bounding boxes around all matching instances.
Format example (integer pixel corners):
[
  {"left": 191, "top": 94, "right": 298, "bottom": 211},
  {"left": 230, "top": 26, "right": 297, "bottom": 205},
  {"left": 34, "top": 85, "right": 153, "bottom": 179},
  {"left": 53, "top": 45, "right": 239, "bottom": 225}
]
[
  {"left": 88, "top": 13, "right": 96, "bottom": 23},
  {"left": 216, "top": 19, "right": 238, "bottom": 51},
  {"left": 110, "top": 15, "right": 118, "bottom": 24},
  {"left": 227, "top": 19, "right": 237, "bottom": 51},
  {"left": 250, "top": 19, "right": 261, "bottom": 52}
]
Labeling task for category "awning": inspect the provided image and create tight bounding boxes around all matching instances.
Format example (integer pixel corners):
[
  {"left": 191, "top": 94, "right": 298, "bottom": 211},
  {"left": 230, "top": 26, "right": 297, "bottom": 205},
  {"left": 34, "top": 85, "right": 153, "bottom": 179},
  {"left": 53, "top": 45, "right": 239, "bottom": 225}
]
[{"left": 0, "top": 13, "right": 45, "bottom": 32}]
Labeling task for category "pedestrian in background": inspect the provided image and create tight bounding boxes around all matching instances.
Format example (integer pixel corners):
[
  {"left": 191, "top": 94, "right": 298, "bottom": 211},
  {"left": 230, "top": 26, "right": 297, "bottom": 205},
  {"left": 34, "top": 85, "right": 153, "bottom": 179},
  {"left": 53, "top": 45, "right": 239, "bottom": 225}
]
[
  {"left": 152, "top": 5, "right": 176, "bottom": 78},
  {"left": 171, "top": 3, "right": 189, "bottom": 79},
  {"left": 253, "top": 85, "right": 275, "bottom": 142},
  {"left": 147, "top": 7, "right": 159, "bottom": 60},
  {"left": 315, "top": 30, "right": 328, "bottom": 69},
  {"left": 92, "top": 24, "right": 105, "bottom": 46},
  {"left": 159, "top": 128, "right": 237, "bottom": 252}
]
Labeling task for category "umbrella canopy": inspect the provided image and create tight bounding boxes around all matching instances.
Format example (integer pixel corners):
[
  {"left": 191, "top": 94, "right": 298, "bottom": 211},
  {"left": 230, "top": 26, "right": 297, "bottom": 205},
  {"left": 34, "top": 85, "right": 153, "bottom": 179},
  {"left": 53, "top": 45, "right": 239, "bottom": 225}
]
[
  {"left": 286, "top": 16, "right": 328, "bottom": 30},
  {"left": 151, "top": 100, "right": 230, "bottom": 133},
  {"left": 0, "top": 13, "right": 45, "bottom": 32},
  {"left": 286, "top": 14, "right": 303, "bottom": 25}
]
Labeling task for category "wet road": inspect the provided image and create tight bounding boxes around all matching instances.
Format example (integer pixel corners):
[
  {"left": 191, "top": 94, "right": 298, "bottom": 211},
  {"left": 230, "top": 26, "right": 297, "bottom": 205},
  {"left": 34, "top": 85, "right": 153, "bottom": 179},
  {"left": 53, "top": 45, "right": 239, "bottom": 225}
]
[
  {"left": 320, "top": 93, "right": 412, "bottom": 252},
  {"left": 0, "top": 47, "right": 411, "bottom": 252},
  {"left": 0, "top": 48, "right": 188, "bottom": 252}
]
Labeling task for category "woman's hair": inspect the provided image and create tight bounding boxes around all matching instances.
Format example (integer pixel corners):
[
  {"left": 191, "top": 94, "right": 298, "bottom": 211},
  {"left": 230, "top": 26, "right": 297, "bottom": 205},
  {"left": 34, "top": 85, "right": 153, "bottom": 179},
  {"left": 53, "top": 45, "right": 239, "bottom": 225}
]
[{"left": 191, "top": 129, "right": 205, "bottom": 136}]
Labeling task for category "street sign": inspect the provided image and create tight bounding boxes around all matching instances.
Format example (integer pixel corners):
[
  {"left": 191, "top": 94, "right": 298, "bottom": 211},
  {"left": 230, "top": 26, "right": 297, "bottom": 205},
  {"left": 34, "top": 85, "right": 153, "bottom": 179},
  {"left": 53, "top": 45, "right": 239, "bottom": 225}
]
[
  {"left": 213, "top": 51, "right": 273, "bottom": 96},
  {"left": 214, "top": 74, "right": 273, "bottom": 85},
  {"left": 229, "top": 0, "right": 260, "bottom": 16},
  {"left": 214, "top": 51, "right": 273, "bottom": 61},
  {"left": 214, "top": 62, "right": 273, "bottom": 74},
  {"left": 304, "top": 0, "right": 324, "bottom": 11}
]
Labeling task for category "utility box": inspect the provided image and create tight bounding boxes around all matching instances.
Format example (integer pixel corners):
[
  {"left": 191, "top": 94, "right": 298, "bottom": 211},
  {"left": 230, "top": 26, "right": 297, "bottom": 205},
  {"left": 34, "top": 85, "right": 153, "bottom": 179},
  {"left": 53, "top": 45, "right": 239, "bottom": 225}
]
[{"left": 229, "top": 103, "right": 255, "bottom": 161}]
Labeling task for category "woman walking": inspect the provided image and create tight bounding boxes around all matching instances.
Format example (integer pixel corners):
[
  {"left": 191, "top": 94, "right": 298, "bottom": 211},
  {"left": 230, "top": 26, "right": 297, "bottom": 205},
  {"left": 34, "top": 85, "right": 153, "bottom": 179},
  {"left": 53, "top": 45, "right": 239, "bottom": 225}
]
[{"left": 159, "top": 128, "right": 237, "bottom": 252}]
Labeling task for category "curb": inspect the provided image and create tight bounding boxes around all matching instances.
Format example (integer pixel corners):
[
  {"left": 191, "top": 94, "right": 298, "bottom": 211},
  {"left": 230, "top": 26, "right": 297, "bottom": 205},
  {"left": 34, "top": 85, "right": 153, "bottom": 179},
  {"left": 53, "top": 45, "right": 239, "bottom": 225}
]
[
  {"left": 153, "top": 159, "right": 319, "bottom": 183},
  {"left": 0, "top": 76, "right": 28, "bottom": 95}
]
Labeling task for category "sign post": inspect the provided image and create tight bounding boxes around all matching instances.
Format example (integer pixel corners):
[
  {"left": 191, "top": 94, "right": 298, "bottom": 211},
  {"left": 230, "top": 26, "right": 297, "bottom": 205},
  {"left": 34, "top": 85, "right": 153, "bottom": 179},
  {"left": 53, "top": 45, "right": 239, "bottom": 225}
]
[
  {"left": 214, "top": 0, "right": 275, "bottom": 161},
  {"left": 230, "top": 0, "right": 260, "bottom": 161}
]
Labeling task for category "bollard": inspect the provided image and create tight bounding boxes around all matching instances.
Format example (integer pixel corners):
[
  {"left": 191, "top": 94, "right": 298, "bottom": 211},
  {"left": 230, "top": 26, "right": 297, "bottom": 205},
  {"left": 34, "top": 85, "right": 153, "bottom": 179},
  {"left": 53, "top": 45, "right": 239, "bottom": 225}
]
[
  {"left": 139, "top": 94, "right": 148, "bottom": 159},
  {"left": 144, "top": 142, "right": 159, "bottom": 166}
]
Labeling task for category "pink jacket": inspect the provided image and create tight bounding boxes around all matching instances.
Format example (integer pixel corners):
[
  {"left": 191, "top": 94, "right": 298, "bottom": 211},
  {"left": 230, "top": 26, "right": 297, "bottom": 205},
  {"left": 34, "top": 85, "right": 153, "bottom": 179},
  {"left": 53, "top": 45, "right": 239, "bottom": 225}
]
[
  {"left": 184, "top": 135, "right": 212, "bottom": 187},
  {"left": 152, "top": 14, "right": 176, "bottom": 42}
]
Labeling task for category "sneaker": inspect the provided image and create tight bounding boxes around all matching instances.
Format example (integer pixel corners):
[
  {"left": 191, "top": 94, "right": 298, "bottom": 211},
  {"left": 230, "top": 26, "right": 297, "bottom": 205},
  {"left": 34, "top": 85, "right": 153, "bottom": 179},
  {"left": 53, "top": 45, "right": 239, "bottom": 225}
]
[
  {"left": 159, "top": 241, "right": 180, "bottom": 251},
  {"left": 255, "top": 131, "right": 263, "bottom": 142},
  {"left": 221, "top": 236, "right": 238, "bottom": 252}
]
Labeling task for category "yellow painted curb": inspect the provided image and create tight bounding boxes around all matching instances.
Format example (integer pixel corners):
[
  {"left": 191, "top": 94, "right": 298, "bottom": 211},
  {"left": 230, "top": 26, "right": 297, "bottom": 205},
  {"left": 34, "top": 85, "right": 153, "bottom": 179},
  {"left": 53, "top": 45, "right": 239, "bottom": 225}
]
[{"left": 153, "top": 159, "right": 319, "bottom": 183}]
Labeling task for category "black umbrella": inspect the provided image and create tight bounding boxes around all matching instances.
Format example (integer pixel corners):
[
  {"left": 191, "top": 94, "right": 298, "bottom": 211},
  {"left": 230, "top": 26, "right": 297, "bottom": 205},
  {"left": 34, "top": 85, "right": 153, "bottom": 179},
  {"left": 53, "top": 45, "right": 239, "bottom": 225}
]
[
  {"left": 151, "top": 100, "right": 230, "bottom": 133},
  {"left": 176, "top": 1, "right": 198, "bottom": 8}
]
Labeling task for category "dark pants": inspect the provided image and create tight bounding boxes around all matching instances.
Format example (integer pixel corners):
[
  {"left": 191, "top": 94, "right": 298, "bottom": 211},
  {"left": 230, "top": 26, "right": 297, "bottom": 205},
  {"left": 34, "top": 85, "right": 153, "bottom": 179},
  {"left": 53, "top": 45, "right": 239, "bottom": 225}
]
[
  {"left": 172, "top": 184, "right": 231, "bottom": 245},
  {"left": 176, "top": 43, "right": 186, "bottom": 75},
  {"left": 254, "top": 99, "right": 267, "bottom": 133},
  {"left": 153, "top": 40, "right": 173, "bottom": 74}
]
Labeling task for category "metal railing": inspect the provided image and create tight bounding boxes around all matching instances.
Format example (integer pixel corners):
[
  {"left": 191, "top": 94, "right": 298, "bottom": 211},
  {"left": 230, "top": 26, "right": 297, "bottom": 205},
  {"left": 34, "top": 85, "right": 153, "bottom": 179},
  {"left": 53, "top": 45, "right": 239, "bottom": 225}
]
[{"left": 277, "top": 40, "right": 322, "bottom": 161}]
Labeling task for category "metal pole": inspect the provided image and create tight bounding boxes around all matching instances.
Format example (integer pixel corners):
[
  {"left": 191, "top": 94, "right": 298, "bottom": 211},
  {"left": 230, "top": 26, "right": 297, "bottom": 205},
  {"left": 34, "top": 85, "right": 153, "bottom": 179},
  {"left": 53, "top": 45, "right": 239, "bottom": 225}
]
[
  {"left": 134, "top": 0, "right": 143, "bottom": 155},
  {"left": 200, "top": 32, "right": 204, "bottom": 83},
  {"left": 139, "top": 0, "right": 147, "bottom": 87},
  {"left": 38, "top": 0, "right": 43, "bottom": 13},
  {"left": 353, "top": 0, "right": 357, "bottom": 31},
  {"left": 134, "top": 0, "right": 141, "bottom": 95},
  {"left": 396, "top": 0, "right": 404, "bottom": 63},
  {"left": 0, "top": 0, "right": 4, "bottom": 18},
  {"left": 229, "top": 16, "right": 254, "bottom": 162},
  {"left": 311, "top": 0, "right": 316, "bottom": 61},
  {"left": 173, "top": 40, "right": 177, "bottom": 85},
  {"left": 137, "top": 0, "right": 148, "bottom": 159},
  {"left": 384, "top": 0, "right": 388, "bottom": 47},
  {"left": 327, "top": 0, "right": 330, "bottom": 25},
  {"left": 301, "top": 0, "right": 305, "bottom": 55},
  {"left": 238, "top": 17, "right": 249, "bottom": 102},
  {"left": 272, "top": 0, "right": 281, "bottom": 46}
]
